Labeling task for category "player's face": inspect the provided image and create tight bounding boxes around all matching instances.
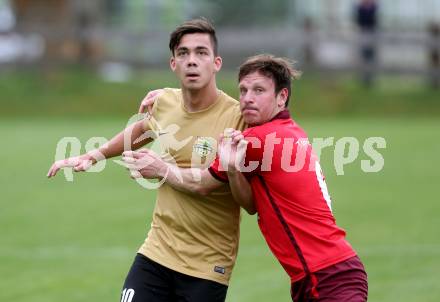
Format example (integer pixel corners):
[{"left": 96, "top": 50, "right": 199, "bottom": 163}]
[
  {"left": 239, "top": 71, "right": 287, "bottom": 126},
  {"left": 170, "top": 33, "right": 222, "bottom": 91}
]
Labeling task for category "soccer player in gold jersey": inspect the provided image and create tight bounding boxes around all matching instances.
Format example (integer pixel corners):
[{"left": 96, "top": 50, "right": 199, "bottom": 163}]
[{"left": 48, "top": 18, "right": 248, "bottom": 302}]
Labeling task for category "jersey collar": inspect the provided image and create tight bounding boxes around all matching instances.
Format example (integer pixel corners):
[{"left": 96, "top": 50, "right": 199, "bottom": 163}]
[{"left": 270, "top": 109, "right": 291, "bottom": 121}]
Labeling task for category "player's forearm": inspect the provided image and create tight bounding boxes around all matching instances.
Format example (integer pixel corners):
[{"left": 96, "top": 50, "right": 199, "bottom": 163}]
[
  {"left": 158, "top": 165, "right": 213, "bottom": 196},
  {"left": 227, "top": 170, "right": 256, "bottom": 215},
  {"left": 87, "top": 120, "right": 149, "bottom": 163}
]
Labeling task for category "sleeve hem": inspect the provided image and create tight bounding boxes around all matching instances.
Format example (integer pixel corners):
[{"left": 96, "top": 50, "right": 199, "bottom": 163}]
[{"left": 208, "top": 167, "right": 229, "bottom": 183}]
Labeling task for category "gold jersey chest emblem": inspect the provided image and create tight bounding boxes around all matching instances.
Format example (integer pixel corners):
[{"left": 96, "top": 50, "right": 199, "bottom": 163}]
[{"left": 193, "top": 136, "right": 216, "bottom": 157}]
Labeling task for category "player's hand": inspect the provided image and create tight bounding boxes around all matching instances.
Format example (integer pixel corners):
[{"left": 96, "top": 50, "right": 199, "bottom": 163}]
[
  {"left": 121, "top": 149, "right": 168, "bottom": 179},
  {"left": 218, "top": 128, "right": 248, "bottom": 173},
  {"left": 47, "top": 155, "right": 93, "bottom": 178},
  {"left": 139, "top": 89, "right": 164, "bottom": 114}
]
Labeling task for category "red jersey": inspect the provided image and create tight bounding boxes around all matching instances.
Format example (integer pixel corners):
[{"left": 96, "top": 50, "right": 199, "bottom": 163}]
[{"left": 209, "top": 110, "right": 356, "bottom": 283}]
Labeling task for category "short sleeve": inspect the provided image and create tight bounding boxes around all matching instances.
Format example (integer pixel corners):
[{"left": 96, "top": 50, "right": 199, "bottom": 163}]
[{"left": 208, "top": 157, "right": 229, "bottom": 183}]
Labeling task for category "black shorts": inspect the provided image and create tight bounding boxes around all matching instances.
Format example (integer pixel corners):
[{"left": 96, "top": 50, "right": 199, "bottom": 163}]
[{"left": 120, "top": 253, "right": 228, "bottom": 302}]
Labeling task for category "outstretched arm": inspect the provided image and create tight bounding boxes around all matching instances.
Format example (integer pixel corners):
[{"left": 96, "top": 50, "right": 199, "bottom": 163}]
[
  {"left": 47, "top": 89, "right": 166, "bottom": 178},
  {"left": 123, "top": 128, "right": 257, "bottom": 215},
  {"left": 47, "top": 117, "right": 156, "bottom": 178},
  {"left": 121, "top": 149, "right": 223, "bottom": 196}
]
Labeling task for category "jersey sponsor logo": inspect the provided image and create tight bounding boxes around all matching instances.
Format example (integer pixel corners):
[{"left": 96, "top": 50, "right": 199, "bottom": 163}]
[
  {"left": 121, "top": 288, "right": 135, "bottom": 302},
  {"left": 193, "top": 136, "right": 216, "bottom": 157},
  {"left": 214, "top": 265, "right": 226, "bottom": 274}
]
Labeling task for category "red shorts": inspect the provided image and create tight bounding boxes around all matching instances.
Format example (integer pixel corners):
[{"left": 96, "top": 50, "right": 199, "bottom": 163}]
[{"left": 290, "top": 256, "right": 368, "bottom": 302}]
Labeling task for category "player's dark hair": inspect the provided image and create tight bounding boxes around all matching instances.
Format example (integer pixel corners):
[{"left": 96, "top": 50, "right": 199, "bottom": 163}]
[
  {"left": 238, "top": 54, "right": 301, "bottom": 107},
  {"left": 169, "top": 17, "right": 218, "bottom": 56}
]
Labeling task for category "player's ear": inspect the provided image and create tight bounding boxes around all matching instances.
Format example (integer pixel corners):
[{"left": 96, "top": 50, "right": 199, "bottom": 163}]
[
  {"left": 277, "top": 88, "right": 288, "bottom": 108},
  {"left": 213, "top": 56, "right": 222, "bottom": 72},
  {"left": 170, "top": 56, "right": 176, "bottom": 71}
]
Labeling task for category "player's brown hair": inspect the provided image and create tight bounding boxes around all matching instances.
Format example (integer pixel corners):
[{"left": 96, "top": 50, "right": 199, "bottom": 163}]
[
  {"left": 169, "top": 17, "right": 218, "bottom": 56},
  {"left": 238, "top": 54, "right": 301, "bottom": 107}
]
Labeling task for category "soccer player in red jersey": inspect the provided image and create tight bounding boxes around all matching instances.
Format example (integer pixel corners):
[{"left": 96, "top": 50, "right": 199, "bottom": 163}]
[{"left": 123, "top": 54, "right": 368, "bottom": 301}]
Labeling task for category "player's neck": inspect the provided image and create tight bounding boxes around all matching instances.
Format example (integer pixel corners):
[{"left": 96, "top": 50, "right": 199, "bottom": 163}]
[
  {"left": 181, "top": 81, "right": 220, "bottom": 112},
  {"left": 269, "top": 107, "right": 285, "bottom": 121}
]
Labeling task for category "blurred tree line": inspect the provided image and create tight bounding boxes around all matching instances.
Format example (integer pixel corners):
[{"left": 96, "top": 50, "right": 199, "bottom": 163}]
[
  {"left": 194, "top": 0, "right": 291, "bottom": 27},
  {"left": 3, "top": 0, "right": 439, "bottom": 89}
]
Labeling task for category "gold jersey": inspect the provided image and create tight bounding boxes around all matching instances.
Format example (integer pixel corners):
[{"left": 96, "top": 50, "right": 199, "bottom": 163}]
[{"left": 139, "top": 88, "right": 246, "bottom": 285}]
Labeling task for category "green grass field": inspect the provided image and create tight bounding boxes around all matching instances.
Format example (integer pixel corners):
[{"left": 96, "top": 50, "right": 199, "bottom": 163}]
[{"left": 1, "top": 116, "right": 439, "bottom": 301}]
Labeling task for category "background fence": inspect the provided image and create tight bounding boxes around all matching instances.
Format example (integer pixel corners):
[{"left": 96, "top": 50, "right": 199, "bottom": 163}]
[{"left": 1, "top": 0, "right": 440, "bottom": 75}]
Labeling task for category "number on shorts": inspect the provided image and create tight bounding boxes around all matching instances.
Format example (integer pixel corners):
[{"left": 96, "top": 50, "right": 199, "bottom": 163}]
[{"left": 121, "top": 288, "right": 135, "bottom": 302}]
